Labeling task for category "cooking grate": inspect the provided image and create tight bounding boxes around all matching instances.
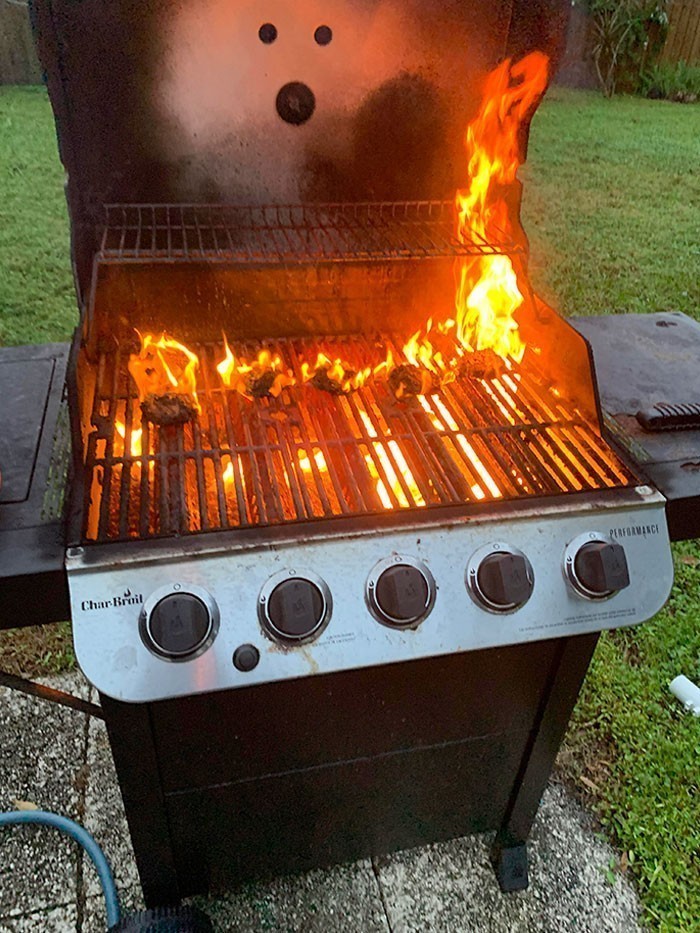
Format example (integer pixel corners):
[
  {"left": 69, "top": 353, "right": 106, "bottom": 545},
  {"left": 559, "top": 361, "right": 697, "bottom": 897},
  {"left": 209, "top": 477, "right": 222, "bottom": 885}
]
[
  {"left": 99, "top": 202, "right": 525, "bottom": 265},
  {"left": 81, "top": 335, "right": 635, "bottom": 544}
]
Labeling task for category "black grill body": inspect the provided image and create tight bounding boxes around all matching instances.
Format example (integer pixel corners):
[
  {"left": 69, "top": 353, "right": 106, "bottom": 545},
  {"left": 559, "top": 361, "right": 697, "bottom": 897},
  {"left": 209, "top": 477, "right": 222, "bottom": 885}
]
[{"left": 102, "top": 635, "right": 597, "bottom": 903}]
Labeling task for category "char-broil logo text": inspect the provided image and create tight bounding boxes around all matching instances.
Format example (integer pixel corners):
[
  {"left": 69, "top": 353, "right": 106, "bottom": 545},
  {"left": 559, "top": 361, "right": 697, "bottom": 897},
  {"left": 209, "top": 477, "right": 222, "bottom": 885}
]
[{"left": 81, "top": 589, "right": 144, "bottom": 612}]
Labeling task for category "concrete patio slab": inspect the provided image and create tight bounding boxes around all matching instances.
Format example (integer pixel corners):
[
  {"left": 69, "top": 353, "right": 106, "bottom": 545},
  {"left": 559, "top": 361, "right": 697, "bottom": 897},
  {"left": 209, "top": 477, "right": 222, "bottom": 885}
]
[
  {"left": 191, "top": 861, "right": 391, "bottom": 933},
  {"left": 373, "top": 782, "right": 642, "bottom": 933},
  {"left": 0, "top": 674, "right": 90, "bottom": 921},
  {"left": 0, "top": 903, "right": 78, "bottom": 932},
  {"left": 0, "top": 672, "right": 643, "bottom": 932},
  {"left": 82, "top": 716, "right": 140, "bottom": 900}
]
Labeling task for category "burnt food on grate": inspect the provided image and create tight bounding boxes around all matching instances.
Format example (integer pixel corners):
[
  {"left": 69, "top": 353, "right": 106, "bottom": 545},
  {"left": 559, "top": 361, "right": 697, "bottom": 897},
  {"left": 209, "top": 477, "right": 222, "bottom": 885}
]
[
  {"left": 387, "top": 364, "right": 438, "bottom": 399},
  {"left": 244, "top": 370, "right": 279, "bottom": 398},
  {"left": 457, "top": 349, "right": 505, "bottom": 381},
  {"left": 310, "top": 368, "right": 355, "bottom": 395},
  {"left": 141, "top": 393, "right": 198, "bottom": 425}
]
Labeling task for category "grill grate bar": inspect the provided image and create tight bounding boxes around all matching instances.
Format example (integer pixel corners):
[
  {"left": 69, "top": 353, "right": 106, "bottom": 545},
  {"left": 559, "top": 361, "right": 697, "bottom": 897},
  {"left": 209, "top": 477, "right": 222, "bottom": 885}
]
[
  {"left": 81, "top": 334, "right": 635, "bottom": 543},
  {"left": 99, "top": 201, "right": 525, "bottom": 264}
]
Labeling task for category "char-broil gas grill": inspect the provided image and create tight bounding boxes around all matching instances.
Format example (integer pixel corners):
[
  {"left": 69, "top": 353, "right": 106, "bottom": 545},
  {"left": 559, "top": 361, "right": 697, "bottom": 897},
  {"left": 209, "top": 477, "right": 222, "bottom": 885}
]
[{"left": 1, "top": 0, "right": 697, "bottom": 909}]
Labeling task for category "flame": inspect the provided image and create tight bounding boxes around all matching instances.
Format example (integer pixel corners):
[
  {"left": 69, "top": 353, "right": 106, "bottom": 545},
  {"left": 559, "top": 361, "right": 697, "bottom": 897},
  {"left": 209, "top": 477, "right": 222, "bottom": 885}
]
[
  {"left": 298, "top": 450, "right": 328, "bottom": 473},
  {"left": 216, "top": 333, "right": 236, "bottom": 385},
  {"left": 359, "top": 411, "right": 425, "bottom": 509},
  {"left": 301, "top": 353, "right": 372, "bottom": 394},
  {"left": 454, "top": 52, "right": 549, "bottom": 362},
  {"left": 373, "top": 348, "right": 395, "bottom": 380},
  {"left": 418, "top": 396, "right": 502, "bottom": 500},
  {"left": 115, "top": 420, "right": 143, "bottom": 457},
  {"left": 222, "top": 456, "right": 249, "bottom": 501},
  {"left": 217, "top": 334, "right": 294, "bottom": 398},
  {"left": 128, "top": 332, "right": 200, "bottom": 411},
  {"left": 403, "top": 321, "right": 436, "bottom": 372}
]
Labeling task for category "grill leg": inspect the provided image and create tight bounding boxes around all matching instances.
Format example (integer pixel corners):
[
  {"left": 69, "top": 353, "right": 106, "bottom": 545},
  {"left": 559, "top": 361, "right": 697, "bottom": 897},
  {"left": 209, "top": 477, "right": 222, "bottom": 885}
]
[
  {"left": 100, "top": 694, "right": 182, "bottom": 908},
  {"left": 489, "top": 632, "right": 600, "bottom": 892},
  {"left": 490, "top": 840, "right": 529, "bottom": 892}
]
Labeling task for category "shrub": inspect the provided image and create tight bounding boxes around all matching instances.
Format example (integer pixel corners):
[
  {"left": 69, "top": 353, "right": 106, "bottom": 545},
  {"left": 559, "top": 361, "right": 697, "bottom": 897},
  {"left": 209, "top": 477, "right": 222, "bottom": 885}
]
[
  {"left": 640, "top": 60, "right": 700, "bottom": 102},
  {"left": 577, "top": 0, "right": 669, "bottom": 97}
]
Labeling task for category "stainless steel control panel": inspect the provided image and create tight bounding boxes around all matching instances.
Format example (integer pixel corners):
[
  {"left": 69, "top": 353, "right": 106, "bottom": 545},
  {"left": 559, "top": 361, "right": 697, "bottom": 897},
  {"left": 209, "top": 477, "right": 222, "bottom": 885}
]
[{"left": 67, "top": 489, "right": 673, "bottom": 702}]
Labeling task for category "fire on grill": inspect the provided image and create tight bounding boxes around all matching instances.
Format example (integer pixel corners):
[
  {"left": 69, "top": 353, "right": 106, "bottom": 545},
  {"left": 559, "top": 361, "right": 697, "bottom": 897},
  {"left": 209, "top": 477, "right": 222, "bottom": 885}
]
[{"left": 75, "top": 51, "right": 634, "bottom": 545}]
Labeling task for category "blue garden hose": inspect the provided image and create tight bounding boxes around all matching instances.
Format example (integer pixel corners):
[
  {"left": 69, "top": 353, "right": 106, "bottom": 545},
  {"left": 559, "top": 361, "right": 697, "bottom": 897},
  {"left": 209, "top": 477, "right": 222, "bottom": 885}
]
[{"left": 0, "top": 809, "right": 121, "bottom": 928}]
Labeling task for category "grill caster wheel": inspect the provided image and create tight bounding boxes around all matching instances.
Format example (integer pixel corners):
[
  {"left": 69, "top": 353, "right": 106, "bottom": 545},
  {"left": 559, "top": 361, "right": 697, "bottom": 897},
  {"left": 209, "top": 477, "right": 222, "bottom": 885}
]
[
  {"left": 109, "top": 905, "right": 213, "bottom": 932},
  {"left": 490, "top": 839, "right": 529, "bottom": 892}
]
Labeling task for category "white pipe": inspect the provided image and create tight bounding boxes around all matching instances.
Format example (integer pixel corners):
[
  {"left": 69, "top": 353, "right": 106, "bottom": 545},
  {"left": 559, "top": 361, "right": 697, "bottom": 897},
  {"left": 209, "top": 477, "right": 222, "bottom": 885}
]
[{"left": 669, "top": 675, "right": 700, "bottom": 717}]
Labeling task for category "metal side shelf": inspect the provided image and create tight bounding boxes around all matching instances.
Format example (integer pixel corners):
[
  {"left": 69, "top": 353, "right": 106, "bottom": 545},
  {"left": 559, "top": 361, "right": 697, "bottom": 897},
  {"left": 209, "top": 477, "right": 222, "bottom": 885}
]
[
  {"left": 0, "top": 343, "right": 71, "bottom": 628},
  {"left": 572, "top": 311, "right": 700, "bottom": 542}
]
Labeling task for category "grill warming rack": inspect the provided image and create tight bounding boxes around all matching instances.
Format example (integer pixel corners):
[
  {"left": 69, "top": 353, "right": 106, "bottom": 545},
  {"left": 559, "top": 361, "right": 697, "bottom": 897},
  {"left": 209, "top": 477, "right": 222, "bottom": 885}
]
[
  {"left": 99, "top": 202, "right": 525, "bottom": 265},
  {"left": 81, "top": 335, "right": 634, "bottom": 544}
]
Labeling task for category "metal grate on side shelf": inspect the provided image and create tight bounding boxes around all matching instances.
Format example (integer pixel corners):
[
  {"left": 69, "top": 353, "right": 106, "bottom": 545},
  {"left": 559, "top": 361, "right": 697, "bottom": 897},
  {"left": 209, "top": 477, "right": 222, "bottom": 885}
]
[{"left": 99, "top": 202, "right": 525, "bottom": 264}]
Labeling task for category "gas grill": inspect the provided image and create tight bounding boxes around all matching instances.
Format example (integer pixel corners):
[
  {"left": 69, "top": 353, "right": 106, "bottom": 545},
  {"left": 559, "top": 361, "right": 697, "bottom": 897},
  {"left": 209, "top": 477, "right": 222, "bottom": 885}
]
[{"left": 1, "top": 0, "right": 696, "bottom": 910}]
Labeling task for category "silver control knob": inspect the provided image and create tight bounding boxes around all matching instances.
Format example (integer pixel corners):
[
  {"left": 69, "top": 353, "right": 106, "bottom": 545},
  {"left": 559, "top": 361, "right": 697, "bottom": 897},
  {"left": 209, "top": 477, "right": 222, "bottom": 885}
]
[
  {"left": 366, "top": 556, "right": 436, "bottom": 628},
  {"left": 466, "top": 543, "right": 534, "bottom": 613},
  {"left": 564, "top": 534, "right": 630, "bottom": 600},
  {"left": 258, "top": 570, "right": 332, "bottom": 644},
  {"left": 140, "top": 584, "right": 219, "bottom": 661}
]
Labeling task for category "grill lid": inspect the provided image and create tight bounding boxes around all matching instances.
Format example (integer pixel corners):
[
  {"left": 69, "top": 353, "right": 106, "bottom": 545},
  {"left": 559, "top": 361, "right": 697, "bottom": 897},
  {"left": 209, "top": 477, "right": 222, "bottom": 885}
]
[{"left": 30, "top": 0, "right": 570, "bottom": 294}]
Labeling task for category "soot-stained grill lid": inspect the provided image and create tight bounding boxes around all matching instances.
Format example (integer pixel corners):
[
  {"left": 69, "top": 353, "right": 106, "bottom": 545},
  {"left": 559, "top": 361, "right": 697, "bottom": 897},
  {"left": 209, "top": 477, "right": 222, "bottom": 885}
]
[{"left": 30, "top": 0, "right": 570, "bottom": 291}]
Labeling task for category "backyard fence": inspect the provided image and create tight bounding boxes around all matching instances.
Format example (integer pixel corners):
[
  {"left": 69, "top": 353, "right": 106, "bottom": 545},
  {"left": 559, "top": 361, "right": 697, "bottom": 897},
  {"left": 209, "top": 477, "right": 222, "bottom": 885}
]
[
  {"left": 0, "top": 0, "right": 41, "bottom": 84},
  {"left": 2, "top": 0, "right": 698, "bottom": 86},
  {"left": 661, "top": 0, "right": 700, "bottom": 64}
]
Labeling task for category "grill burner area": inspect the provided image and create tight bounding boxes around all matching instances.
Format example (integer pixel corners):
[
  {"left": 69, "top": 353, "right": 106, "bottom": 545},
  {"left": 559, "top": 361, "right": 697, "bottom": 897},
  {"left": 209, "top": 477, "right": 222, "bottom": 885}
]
[{"left": 82, "top": 334, "right": 634, "bottom": 544}]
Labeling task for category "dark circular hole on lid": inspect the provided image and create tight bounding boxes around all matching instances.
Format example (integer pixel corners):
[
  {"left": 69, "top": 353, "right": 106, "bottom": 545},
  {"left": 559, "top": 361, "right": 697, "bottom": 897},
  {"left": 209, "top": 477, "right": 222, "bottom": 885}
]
[
  {"left": 259, "top": 22, "right": 278, "bottom": 44},
  {"left": 314, "top": 25, "right": 333, "bottom": 45},
  {"left": 276, "top": 82, "right": 316, "bottom": 125}
]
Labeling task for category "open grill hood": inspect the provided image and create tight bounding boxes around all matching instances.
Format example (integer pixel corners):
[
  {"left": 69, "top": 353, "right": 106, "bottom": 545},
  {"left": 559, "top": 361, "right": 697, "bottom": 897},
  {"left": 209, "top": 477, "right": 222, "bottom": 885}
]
[
  {"left": 30, "top": 0, "right": 571, "bottom": 296},
  {"left": 27, "top": 0, "right": 634, "bottom": 551}
]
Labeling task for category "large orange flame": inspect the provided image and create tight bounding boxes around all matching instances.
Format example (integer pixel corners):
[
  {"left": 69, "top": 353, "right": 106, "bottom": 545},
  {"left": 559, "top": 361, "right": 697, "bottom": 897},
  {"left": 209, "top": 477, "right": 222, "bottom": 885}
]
[
  {"left": 455, "top": 51, "right": 549, "bottom": 362},
  {"left": 128, "top": 332, "right": 200, "bottom": 410}
]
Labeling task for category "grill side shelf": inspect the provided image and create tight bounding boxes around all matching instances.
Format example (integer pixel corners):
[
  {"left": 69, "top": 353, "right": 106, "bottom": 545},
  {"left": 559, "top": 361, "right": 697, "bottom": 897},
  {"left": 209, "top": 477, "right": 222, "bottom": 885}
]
[
  {"left": 0, "top": 344, "right": 71, "bottom": 628},
  {"left": 572, "top": 311, "right": 700, "bottom": 542}
]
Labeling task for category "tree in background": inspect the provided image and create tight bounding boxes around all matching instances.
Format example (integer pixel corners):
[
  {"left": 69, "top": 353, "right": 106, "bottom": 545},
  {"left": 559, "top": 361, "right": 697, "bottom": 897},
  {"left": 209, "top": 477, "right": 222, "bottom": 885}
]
[{"left": 578, "top": 0, "right": 669, "bottom": 96}]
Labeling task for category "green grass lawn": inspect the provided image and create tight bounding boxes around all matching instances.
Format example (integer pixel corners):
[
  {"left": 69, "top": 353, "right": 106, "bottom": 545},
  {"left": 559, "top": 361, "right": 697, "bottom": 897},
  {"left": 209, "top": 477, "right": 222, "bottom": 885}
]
[
  {"left": 0, "top": 86, "right": 76, "bottom": 345},
  {"left": 1, "top": 83, "right": 700, "bottom": 930}
]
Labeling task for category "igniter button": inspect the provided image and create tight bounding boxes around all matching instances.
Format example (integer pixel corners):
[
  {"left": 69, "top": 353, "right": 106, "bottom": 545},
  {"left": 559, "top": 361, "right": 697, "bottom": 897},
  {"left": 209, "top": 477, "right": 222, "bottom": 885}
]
[{"left": 233, "top": 644, "right": 260, "bottom": 673}]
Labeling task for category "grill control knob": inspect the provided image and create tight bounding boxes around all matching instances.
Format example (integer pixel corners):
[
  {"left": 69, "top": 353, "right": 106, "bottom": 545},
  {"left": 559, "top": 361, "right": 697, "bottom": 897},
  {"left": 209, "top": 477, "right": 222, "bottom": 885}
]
[
  {"left": 467, "top": 544, "right": 534, "bottom": 613},
  {"left": 140, "top": 585, "right": 219, "bottom": 661},
  {"left": 565, "top": 535, "right": 630, "bottom": 599},
  {"left": 366, "top": 556, "right": 436, "bottom": 628},
  {"left": 258, "top": 571, "right": 331, "bottom": 644}
]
